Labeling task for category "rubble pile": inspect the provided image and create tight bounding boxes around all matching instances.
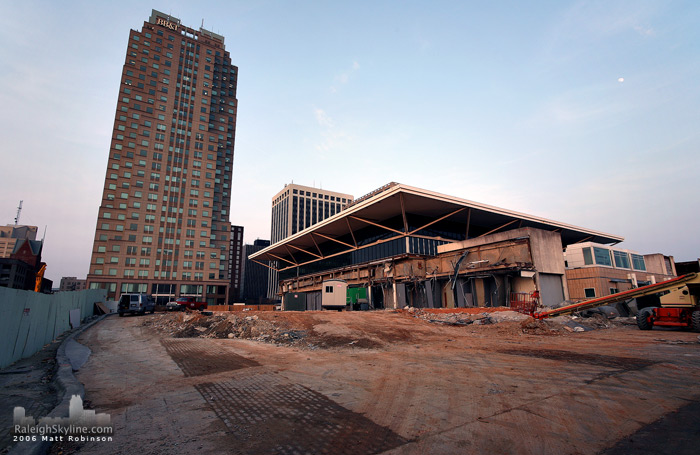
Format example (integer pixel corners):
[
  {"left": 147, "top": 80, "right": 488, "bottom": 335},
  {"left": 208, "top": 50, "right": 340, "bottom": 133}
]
[
  {"left": 143, "top": 313, "right": 306, "bottom": 345},
  {"left": 142, "top": 307, "right": 639, "bottom": 349},
  {"left": 403, "top": 307, "right": 635, "bottom": 335},
  {"left": 520, "top": 317, "right": 559, "bottom": 335},
  {"left": 404, "top": 307, "right": 531, "bottom": 326}
]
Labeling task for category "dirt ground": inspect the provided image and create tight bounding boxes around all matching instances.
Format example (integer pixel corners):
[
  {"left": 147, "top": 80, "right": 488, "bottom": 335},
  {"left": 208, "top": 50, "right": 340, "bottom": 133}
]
[
  {"left": 0, "top": 336, "right": 61, "bottom": 454},
  {"left": 50, "top": 309, "right": 700, "bottom": 455}
]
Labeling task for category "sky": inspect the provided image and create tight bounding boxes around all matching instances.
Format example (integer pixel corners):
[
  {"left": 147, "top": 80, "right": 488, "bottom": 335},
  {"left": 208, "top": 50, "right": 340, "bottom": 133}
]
[{"left": 0, "top": 0, "right": 698, "bottom": 284}]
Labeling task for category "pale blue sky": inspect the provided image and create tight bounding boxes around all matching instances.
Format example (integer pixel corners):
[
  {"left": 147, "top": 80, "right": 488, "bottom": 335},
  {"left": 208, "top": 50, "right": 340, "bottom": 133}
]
[{"left": 1, "top": 0, "right": 698, "bottom": 283}]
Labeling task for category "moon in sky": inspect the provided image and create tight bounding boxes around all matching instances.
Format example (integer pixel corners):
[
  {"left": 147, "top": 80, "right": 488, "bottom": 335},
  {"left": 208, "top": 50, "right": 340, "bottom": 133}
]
[{"left": 618, "top": 77, "right": 625, "bottom": 83}]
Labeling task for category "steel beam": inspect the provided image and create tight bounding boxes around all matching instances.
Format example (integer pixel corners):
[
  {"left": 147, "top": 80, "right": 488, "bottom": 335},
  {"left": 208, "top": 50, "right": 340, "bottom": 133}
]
[
  {"left": 409, "top": 207, "right": 466, "bottom": 236},
  {"left": 289, "top": 244, "right": 323, "bottom": 259},
  {"left": 477, "top": 219, "right": 518, "bottom": 238},
  {"left": 349, "top": 215, "right": 405, "bottom": 236},
  {"left": 314, "top": 232, "right": 356, "bottom": 250},
  {"left": 345, "top": 218, "right": 358, "bottom": 248}
]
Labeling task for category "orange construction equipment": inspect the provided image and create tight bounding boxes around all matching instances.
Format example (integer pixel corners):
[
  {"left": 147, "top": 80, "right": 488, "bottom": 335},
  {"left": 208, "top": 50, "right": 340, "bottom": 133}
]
[
  {"left": 34, "top": 263, "right": 46, "bottom": 292},
  {"left": 531, "top": 273, "right": 700, "bottom": 331}
]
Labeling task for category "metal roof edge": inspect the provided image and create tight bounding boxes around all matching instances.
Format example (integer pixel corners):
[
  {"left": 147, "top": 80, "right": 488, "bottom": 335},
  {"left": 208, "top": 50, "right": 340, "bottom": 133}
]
[
  {"left": 395, "top": 184, "right": 624, "bottom": 242},
  {"left": 250, "top": 183, "right": 624, "bottom": 260}
]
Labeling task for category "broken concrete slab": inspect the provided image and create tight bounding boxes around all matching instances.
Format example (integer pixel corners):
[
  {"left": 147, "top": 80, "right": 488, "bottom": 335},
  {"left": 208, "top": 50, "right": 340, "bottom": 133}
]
[{"left": 64, "top": 339, "right": 91, "bottom": 372}]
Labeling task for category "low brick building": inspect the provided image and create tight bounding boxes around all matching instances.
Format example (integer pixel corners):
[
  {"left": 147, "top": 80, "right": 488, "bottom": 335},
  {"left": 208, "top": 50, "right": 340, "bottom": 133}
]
[{"left": 564, "top": 242, "right": 676, "bottom": 300}]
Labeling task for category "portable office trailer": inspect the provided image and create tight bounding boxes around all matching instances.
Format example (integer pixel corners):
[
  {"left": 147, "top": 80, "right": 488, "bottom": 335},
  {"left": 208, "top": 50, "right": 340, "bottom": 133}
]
[{"left": 322, "top": 280, "right": 347, "bottom": 309}]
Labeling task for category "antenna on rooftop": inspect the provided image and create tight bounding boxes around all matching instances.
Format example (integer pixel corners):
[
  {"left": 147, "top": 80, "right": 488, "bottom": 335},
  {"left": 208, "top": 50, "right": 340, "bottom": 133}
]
[{"left": 14, "top": 200, "right": 22, "bottom": 225}]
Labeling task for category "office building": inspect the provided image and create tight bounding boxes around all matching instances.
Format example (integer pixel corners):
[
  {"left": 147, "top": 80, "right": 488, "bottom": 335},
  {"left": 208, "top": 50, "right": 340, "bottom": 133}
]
[
  {"left": 0, "top": 225, "right": 38, "bottom": 258},
  {"left": 87, "top": 10, "right": 238, "bottom": 304},
  {"left": 241, "top": 239, "right": 271, "bottom": 303},
  {"left": 59, "top": 277, "right": 87, "bottom": 292},
  {"left": 0, "top": 258, "right": 36, "bottom": 290},
  {"left": 267, "top": 183, "right": 353, "bottom": 298},
  {"left": 229, "top": 225, "right": 244, "bottom": 302},
  {"left": 270, "top": 183, "right": 354, "bottom": 244}
]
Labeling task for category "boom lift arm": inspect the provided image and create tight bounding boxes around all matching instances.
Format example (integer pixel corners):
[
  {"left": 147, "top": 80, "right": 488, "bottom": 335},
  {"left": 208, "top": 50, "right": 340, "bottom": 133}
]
[{"left": 533, "top": 273, "right": 699, "bottom": 320}]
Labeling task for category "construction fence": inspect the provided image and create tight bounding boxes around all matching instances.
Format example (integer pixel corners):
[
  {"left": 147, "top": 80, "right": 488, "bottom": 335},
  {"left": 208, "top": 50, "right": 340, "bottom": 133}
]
[{"left": 0, "top": 288, "right": 107, "bottom": 369}]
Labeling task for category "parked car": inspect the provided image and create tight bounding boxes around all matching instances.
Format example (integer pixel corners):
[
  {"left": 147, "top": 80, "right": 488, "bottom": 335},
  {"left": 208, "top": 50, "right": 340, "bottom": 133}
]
[
  {"left": 165, "top": 300, "right": 184, "bottom": 311},
  {"left": 118, "top": 294, "right": 155, "bottom": 316},
  {"left": 174, "top": 296, "right": 208, "bottom": 311}
]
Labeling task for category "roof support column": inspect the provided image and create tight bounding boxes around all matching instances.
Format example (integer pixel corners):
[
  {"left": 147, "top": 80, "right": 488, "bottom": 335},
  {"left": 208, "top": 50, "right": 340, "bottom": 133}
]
[
  {"left": 345, "top": 218, "right": 358, "bottom": 248},
  {"left": 399, "top": 193, "right": 409, "bottom": 234},
  {"left": 465, "top": 208, "right": 471, "bottom": 240}
]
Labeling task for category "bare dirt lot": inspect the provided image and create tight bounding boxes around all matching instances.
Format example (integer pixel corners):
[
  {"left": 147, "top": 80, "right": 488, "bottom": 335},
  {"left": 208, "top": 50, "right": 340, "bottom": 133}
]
[{"left": 51, "top": 310, "right": 700, "bottom": 455}]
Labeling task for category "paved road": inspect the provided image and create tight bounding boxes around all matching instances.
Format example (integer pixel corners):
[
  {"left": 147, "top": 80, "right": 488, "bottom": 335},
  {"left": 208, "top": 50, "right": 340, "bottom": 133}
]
[{"left": 51, "top": 313, "right": 700, "bottom": 455}]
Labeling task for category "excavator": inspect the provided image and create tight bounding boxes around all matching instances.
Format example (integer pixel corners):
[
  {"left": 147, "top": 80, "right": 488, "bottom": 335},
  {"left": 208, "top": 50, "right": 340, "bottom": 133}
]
[{"left": 529, "top": 273, "right": 700, "bottom": 331}]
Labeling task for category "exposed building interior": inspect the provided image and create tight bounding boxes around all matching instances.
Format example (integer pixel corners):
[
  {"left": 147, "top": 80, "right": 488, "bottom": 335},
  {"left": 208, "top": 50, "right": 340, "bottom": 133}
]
[{"left": 250, "top": 183, "right": 624, "bottom": 311}]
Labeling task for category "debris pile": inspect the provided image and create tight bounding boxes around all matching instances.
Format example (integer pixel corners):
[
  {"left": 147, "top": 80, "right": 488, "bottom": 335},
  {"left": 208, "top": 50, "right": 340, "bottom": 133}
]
[
  {"left": 143, "top": 313, "right": 382, "bottom": 349},
  {"left": 402, "top": 307, "right": 636, "bottom": 335},
  {"left": 142, "top": 306, "right": 639, "bottom": 349},
  {"left": 404, "top": 308, "right": 531, "bottom": 326},
  {"left": 143, "top": 313, "right": 305, "bottom": 345},
  {"left": 518, "top": 317, "right": 559, "bottom": 335}
]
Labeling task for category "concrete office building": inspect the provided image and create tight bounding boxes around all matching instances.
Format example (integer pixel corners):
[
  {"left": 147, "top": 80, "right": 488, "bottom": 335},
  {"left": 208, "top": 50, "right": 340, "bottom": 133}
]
[
  {"left": 270, "top": 183, "right": 354, "bottom": 244},
  {"left": 267, "top": 183, "right": 353, "bottom": 298},
  {"left": 251, "top": 183, "right": 623, "bottom": 310},
  {"left": 0, "top": 259, "right": 34, "bottom": 290},
  {"left": 229, "top": 225, "right": 244, "bottom": 302},
  {"left": 59, "top": 277, "right": 87, "bottom": 292},
  {"left": 87, "top": 10, "right": 238, "bottom": 304},
  {"left": 241, "top": 239, "right": 271, "bottom": 303}
]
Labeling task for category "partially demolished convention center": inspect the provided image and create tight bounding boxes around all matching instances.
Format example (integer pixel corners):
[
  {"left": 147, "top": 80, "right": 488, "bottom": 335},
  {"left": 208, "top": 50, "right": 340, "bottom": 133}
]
[{"left": 249, "top": 183, "right": 625, "bottom": 311}]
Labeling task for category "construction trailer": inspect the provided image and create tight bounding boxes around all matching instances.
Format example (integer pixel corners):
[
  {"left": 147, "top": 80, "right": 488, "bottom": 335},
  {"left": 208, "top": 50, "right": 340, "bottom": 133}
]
[{"left": 322, "top": 280, "right": 347, "bottom": 310}]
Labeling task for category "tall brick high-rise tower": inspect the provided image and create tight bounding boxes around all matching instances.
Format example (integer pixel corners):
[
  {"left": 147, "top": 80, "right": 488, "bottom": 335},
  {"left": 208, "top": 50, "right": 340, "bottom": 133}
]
[{"left": 87, "top": 10, "right": 237, "bottom": 305}]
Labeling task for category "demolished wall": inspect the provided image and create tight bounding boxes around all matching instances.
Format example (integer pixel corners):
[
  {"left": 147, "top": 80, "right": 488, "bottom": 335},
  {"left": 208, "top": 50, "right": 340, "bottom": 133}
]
[{"left": 279, "top": 228, "right": 568, "bottom": 311}]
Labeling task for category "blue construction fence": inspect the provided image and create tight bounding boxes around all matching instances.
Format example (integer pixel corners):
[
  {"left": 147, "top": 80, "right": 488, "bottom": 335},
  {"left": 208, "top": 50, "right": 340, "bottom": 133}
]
[{"left": 0, "top": 288, "right": 107, "bottom": 369}]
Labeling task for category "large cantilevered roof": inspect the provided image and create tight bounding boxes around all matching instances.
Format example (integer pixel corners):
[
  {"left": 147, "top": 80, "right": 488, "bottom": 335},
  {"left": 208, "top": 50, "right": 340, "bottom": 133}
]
[{"left": 250, "top": 183, "right": 623, "bottom": 272}]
